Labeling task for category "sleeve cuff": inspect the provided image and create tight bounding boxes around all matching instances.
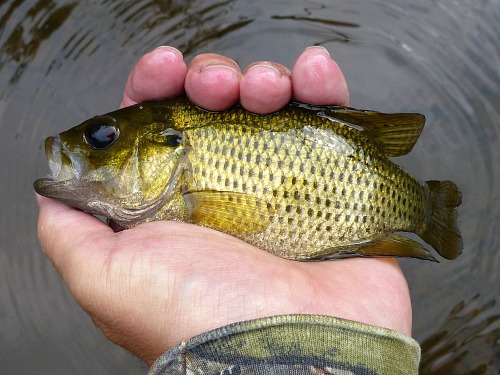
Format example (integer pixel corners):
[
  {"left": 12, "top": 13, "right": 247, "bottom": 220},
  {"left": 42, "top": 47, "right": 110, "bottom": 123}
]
[{"left": 149, "top": 314, "right": 420, "bottom": 374}]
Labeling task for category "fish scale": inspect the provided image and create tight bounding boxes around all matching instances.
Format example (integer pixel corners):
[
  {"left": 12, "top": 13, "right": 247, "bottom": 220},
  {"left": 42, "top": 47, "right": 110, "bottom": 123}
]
[
  {"left": 182, "top": 115, "right": 427, "bottom": 259},
  {"left": 34, "top": 96, "right": 463, "bottom": 261}
]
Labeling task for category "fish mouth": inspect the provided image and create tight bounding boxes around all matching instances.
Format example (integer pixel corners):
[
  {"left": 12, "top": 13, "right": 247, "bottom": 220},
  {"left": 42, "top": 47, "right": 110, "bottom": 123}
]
[{"left": 33, "top": 136, "right": 76, "bottom": 196}]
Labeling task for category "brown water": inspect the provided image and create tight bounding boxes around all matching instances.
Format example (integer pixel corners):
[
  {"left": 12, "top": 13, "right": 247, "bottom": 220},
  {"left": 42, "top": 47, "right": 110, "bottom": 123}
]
[{"left": 0, "top": 0, "right": 499, "bottom": 373}]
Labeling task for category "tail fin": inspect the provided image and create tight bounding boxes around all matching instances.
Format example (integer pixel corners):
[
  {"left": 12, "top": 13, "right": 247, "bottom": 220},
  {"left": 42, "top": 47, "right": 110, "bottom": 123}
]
[{"left": 420, "top": 180, "right": 463, "bottom": 259}]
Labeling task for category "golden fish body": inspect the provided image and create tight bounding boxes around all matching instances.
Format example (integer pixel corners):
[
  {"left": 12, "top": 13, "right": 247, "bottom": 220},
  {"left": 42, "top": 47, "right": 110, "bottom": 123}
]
[{"left": 34, "top": 96, "right": 462, "bottom": 261}]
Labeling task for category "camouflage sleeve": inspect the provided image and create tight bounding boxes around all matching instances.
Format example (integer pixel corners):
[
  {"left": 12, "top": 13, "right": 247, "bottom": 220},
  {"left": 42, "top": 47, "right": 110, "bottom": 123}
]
[{"left": 148, "top": 314, "right": 420, "bottom": 374}]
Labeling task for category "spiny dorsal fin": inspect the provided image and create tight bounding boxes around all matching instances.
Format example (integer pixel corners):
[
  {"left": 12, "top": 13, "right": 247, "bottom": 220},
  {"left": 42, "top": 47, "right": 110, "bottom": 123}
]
[
  {"left": 183, "top": 190, "right": 271, "bottom": 235},
  {"left": 324, "top": 107, "right": 425, "bottom": 157}
]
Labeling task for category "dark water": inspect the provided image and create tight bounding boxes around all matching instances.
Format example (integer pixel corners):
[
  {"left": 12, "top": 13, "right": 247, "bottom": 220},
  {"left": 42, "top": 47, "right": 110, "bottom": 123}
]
[{"left": 1, "top": 0, "right": 499, "bottom": 373}]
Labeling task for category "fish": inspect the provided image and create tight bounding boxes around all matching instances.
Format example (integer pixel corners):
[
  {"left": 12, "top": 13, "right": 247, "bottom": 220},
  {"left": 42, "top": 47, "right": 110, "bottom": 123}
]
[{"left": 34, "top": 96, "right": 463, "bottom": 261}]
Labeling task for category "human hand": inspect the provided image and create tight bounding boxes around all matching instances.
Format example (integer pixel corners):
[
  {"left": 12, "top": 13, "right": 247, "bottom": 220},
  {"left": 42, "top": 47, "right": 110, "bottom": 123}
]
[{"left": 37, "top": 46, "right": 411, "bottom": 366}]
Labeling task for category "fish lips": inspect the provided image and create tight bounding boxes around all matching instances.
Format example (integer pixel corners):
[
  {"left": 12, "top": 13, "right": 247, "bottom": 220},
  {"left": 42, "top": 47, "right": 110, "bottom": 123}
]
[
  {"left": 33, "top": 137, "right": 119, "bottom": 217},
  {"left": 33, "top": 136, "right": 77, "bottom": 198}
]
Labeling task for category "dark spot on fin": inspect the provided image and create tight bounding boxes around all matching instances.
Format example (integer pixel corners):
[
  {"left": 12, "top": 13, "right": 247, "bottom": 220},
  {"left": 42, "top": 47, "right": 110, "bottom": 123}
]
[
  {"left": 323, "top": 107, "right": 425, "bottom": 157},
  {"left": 311, "top": 234, "right": 438, "bottom": 261},
  {"left": 183, "top": 190, "right": 271, "bottom": 235},
  {"left": 419, "top": 180, "right": 463, "bottom": 260}
]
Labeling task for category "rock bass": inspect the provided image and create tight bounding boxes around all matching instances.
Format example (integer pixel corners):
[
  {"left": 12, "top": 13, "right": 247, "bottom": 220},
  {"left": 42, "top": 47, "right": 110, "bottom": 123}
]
[{"left": 34, "top": 96, "right": 463, "bottom": 261}]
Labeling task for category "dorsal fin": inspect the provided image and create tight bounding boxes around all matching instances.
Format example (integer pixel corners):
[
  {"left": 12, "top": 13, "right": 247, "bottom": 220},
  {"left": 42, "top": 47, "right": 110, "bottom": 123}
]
[{"left": 322, "top": 106, "right": 425, "bottom": 157}]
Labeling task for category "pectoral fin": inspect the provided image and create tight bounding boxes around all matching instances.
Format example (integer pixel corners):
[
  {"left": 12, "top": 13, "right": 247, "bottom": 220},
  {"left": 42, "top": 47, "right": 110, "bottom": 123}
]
[{"left": 183, "top": 190, "right": 271, "bottom": 235}]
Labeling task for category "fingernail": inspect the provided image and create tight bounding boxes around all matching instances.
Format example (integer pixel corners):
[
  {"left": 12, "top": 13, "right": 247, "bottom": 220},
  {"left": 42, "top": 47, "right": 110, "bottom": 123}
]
[
  {"left": 153, "top": 45, "right": 182, "bottom": 55},
  {"left": 244, "top": 62, "right": 290, "bottom": 77},
  {"left": 305, "top": 45, "right": 330, "bottom": 56},
  {"left": 150, "top": 46, "right": 184, "bottom": 62},
  {"left": 245, "top": 62, "right": 280, "bottom": 75},
  {"left": 200, "top": 63, "right": 239, "bottom": 75}
]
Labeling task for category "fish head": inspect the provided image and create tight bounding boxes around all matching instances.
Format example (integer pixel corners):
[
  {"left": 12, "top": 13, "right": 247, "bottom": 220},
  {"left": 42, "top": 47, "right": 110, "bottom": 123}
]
[{"left": 34, "top": 104, "right": 185, "bottom": 224}]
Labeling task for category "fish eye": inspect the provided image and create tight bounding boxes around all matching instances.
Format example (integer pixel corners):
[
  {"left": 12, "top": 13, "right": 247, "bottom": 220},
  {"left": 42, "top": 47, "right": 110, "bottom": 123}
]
[{"left": 84, "top": 117, "right": 119, "bottom": 150}]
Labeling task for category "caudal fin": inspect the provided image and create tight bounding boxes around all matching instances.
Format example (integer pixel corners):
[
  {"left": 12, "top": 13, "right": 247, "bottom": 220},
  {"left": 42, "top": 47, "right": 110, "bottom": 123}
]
[{"left": 420, "top": 180, "right": 463, "bottom": 259}]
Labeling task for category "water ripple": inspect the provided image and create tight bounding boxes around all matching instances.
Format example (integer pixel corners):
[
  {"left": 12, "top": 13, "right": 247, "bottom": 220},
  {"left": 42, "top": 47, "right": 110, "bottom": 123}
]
[
  {"left": 420, "top": 295, "right": 500, "bottom": 375},
  {"left": 0, "top": 0, "right": 77, "bottom": 84}
]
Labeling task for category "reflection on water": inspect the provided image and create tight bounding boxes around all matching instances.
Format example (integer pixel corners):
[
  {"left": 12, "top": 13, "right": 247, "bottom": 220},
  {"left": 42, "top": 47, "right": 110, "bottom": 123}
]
[
  {"left": 102, "top": 0, "right": 254, "bottom": 56},
  {"left": 270, "top": 15, "right": 359, "bottom": 44},
  {"left": 0, "top": 0, "right": 499, "bottom": 373},
  {"left": 0, "top": 0, "right": 77, "bottom": 84},
  {"left": 420, "top": 295, "right": 500, "bottom": 374}
]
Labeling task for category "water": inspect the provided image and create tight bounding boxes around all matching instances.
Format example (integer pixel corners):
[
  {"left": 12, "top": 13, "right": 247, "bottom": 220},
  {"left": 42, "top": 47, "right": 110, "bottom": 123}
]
[{"left": 1, "top": 0, "right": 499, "bottom": 373}]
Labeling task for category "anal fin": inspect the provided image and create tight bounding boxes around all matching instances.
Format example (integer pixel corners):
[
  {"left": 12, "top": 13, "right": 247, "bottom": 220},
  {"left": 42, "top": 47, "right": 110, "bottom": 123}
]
[{"left": 316, "top": 234, "right": 437, "bottom": 261}]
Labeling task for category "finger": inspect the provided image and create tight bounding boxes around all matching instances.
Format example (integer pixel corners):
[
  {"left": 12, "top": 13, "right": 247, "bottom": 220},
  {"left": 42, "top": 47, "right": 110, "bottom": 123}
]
[
  {"left": 36, "top": 194, "right": 115, "bottom": 287},
  {"left": 185, "top": 53, "right": 241, "bottom": 111},
  {"left": 120, "top": 46, "right": 187, "bottom": 108},
  {"left": 291, "top": 46, "right": 350, "bottom": 106},
  {"left": 240, "top": 61, "right": 292, "bottom": 114}
]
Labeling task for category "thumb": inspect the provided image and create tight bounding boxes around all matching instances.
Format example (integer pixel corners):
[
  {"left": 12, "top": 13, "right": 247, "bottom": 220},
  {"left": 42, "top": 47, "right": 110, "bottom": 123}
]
[{"left": 35, "top": 194, "right": 115, "bottom": 290}]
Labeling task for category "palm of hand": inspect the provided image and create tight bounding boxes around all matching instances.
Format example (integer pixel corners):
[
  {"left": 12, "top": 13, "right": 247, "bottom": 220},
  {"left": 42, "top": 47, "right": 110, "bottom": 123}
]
[{"left": 74, "top": 219, "right": 410, "bottom": 365}]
